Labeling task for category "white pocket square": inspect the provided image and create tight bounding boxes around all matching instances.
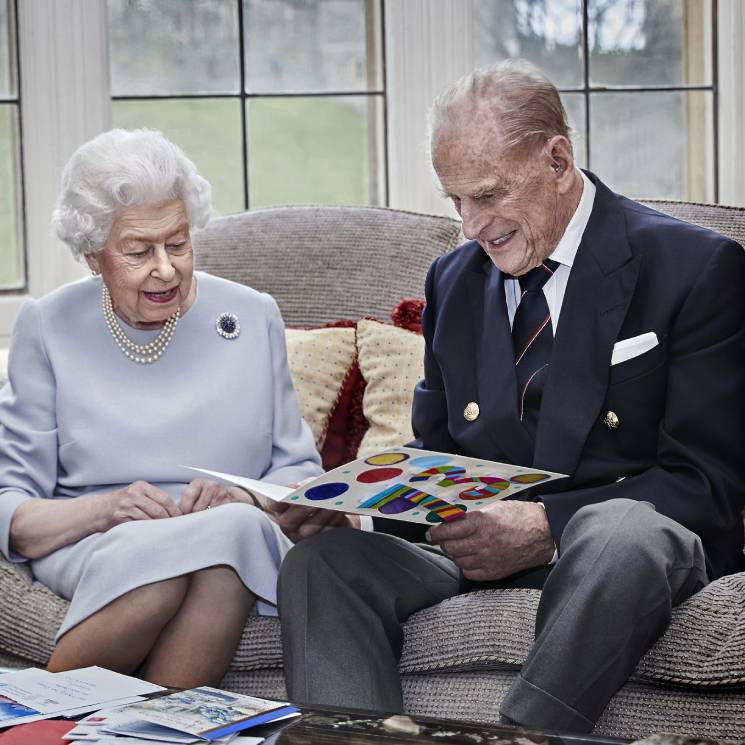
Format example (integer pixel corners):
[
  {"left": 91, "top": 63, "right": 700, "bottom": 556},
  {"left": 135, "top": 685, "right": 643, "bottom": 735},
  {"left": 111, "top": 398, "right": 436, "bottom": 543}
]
[{"left": 611, "top": 332, "right": 659, "bottom": 366}]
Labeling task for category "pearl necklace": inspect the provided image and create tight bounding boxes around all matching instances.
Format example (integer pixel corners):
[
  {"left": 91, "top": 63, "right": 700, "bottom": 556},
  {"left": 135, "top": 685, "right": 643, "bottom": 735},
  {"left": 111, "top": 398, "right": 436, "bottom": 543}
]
[{"left": 102, "top": 285, "right": 180, "bottom": 364}]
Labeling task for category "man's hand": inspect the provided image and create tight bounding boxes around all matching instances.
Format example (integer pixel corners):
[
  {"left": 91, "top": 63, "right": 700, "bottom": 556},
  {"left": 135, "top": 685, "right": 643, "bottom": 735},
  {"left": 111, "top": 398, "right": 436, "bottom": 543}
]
[
  {"left": 426, "top": 501, "right": 555, "bottom": 581},
  {"left": 264, "top": 502, "right": 360, "bottom": 543}
]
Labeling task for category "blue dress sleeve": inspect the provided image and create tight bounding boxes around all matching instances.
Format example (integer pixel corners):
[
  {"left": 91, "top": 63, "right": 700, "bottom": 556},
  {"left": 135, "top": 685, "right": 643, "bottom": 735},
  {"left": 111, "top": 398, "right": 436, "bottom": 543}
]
[
  {"left": 259, "top": 294, "right": 323, "bottom": 486},
  {"left": 0, "top": 299, "right": 59, "bottom": 562}
]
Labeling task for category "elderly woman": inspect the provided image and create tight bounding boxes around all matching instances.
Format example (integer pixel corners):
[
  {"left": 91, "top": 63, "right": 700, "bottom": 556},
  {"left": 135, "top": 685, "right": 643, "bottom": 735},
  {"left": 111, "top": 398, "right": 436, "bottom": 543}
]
[{"left": 0, "top": 128, "right": 322, "bottom": 686}]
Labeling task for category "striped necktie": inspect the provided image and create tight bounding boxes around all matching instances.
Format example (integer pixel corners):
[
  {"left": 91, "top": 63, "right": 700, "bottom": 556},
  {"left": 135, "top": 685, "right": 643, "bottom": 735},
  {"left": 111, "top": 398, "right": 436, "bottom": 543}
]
[{"left": 511, "top": 259, "right": 560, "bottom": 438}]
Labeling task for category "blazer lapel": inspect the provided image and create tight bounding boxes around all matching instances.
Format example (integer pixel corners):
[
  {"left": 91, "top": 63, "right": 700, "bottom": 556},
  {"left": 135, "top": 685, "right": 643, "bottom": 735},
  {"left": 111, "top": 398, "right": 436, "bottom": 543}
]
[
  {"left": 533, "top": 174, "right": 640, "bottom": 476},
  {"left": 466, "top": 258, "right": 534, "bottom": 466}
]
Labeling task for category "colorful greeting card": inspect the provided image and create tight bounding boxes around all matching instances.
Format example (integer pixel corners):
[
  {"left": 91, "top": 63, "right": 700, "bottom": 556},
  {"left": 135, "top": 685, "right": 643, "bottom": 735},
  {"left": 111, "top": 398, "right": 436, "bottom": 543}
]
[{"left": 189, "top": 447, "right": 567, "bottom": 525}]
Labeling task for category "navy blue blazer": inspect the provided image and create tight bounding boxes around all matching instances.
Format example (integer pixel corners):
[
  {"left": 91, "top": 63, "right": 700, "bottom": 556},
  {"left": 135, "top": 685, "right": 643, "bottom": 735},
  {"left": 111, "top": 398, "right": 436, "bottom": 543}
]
[{"left": 380, "top": 172, "right": 745, "bottom": 580}]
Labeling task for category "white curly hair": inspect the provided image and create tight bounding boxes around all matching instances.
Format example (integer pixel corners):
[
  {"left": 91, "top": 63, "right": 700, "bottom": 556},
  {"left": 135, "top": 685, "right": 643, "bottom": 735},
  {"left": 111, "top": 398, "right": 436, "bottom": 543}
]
[{"left": 52, "top": 128, "right": 212, "bottom": 260}]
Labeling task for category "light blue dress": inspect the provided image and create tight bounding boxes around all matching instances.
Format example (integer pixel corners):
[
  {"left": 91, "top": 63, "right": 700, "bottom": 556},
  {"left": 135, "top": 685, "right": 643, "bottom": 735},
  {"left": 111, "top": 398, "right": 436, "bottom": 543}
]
[{"left": 0, "top": 272, "right": 322, "bottom": 638}]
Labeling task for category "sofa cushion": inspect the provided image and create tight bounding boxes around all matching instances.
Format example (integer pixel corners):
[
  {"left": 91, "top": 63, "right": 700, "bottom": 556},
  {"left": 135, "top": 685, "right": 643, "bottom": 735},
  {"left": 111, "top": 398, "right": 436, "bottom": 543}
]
[
  {"left": 390, "top": 298, "right": 425, "bottom": 334},
  {"left": 193, "top": 205, "right": 462, "bottom": 328},
  {"left": 398, "top": 573, "right": 745, "bottom": 687},
  {"left": 355, "top": 319, "right": 425, "bottom": 457},
  {"left": 320, "top": 355, "right": 368, "bottom": 470},
  {"left": 285, "top": 326, "right": 356, "bottom": 450},
  {"left": 0, "top": 556, "right": 66, "bottom": 665}
]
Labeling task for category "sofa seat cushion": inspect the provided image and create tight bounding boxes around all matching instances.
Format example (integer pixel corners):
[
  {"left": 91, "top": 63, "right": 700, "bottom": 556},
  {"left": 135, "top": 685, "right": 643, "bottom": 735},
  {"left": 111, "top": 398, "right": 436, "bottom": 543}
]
[
  {"left": 402, "top": 670, "right": 745, "bottom": 742},
  {"left": 0, "top": 556, "right": 66, "bottom": 664},
  {"left": 399, "top": 573, "right": 745, "bottom": 687}
]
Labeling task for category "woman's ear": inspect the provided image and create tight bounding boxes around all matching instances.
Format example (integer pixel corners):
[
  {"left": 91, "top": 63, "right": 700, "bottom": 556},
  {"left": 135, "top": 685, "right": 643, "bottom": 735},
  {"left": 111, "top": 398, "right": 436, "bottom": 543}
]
[{"left": 84, "top": 252, "right": 100, "bottom": 275}]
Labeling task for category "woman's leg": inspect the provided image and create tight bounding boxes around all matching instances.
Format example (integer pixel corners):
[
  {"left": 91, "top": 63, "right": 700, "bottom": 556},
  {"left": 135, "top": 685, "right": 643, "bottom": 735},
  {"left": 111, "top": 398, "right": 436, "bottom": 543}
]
[
  {"left": 142, "top": 565, "right": 255, "bottom": 687},
  {"left": 48, "top": 575, "right": 191, "bottom": 674}
]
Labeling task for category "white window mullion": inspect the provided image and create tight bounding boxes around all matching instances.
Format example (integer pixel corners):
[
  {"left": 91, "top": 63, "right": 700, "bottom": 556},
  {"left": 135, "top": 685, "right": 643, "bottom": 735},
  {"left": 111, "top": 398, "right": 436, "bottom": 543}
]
[
  {"left": 384, "top": 0, "right": 472, "bottom": 217},
  {"left": 1, "top": 0, "right": 110, "bottom": 344},
  {"left": 718, "top": 0, "right": 745, "bottom": 207}
]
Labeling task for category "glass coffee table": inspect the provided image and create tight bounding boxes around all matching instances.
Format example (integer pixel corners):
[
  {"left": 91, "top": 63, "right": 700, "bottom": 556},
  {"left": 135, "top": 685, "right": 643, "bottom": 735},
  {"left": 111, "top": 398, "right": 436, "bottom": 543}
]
[{"left": 246, "top": 705, "right": 635, "bottom": 745}]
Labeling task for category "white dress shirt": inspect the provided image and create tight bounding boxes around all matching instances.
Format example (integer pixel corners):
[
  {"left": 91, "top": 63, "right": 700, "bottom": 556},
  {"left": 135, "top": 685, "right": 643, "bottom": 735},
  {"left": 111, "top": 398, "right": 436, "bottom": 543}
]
[{"left": 505, "top": 170, "right": 596, "bottom": 333}]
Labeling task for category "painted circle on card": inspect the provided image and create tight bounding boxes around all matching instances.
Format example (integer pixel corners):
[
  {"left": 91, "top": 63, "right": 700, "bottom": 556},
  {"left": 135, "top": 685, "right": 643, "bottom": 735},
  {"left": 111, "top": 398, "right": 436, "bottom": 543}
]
[
  {"left": 356, "top": 467, "right": 404, "bottom": 483},
  {"left": 378, "top": 497, "right": 416, "bottom": 515},
  {"left": 408, "top": 455, "right": 452, "bottom": 469},
  {"left": 458, "top": 478, "right": 510, "bottom": 500},
  {"left": 304, "top": 482, "right": 349, "bottom": 501},
  {"left": 365, "top": 452, "right": 410, "bottom": 466},
  {"left": 511, "top": 473, "right": 550, "bottom": 485}
]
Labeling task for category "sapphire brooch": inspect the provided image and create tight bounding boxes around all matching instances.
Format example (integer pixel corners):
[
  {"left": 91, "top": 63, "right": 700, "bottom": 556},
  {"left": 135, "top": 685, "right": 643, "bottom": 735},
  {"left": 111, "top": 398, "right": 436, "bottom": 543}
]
[{"left": 215, "top": 312, "right": 241, "bottom": 340}]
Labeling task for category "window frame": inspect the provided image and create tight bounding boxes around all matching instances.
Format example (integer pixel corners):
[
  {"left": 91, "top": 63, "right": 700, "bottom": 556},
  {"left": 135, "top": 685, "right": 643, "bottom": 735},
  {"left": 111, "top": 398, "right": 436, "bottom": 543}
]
[
  {"left": 385, "top": 0, "right": 744, "bottom": 217},
  {"left": 109, "top": 0, "right": 388, "bottom": 212},
  {"left": 1, "top": 0, "right": 744, "bottom": 344},
  {"left": 0, "top": 0, "right": 26, "bottom": 293}
]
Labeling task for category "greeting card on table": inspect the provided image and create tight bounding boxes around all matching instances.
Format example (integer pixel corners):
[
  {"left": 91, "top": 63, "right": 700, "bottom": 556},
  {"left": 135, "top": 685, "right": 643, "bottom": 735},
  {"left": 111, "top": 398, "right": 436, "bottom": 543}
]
[
  {"left": 111, "top": 687, "right": 296, "bottom": 741},
  {"left": 188, "top": 447, "right": 567, "bottom": 525}
]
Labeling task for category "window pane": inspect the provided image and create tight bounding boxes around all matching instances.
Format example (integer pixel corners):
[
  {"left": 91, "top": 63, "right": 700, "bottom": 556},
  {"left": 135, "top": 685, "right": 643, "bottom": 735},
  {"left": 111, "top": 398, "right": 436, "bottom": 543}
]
[
  {"left": 244, "top": 0, "right": 382, "bottom": 93},
  {"left": 0, "top": 105, "right": 23, "bottom": 289},
  {"left": 561, "top": 92, "right": 586, "bottom": 169},
  {"left": 590, "top": 91, "right": 714, "bottom": 201},
  {"left": 472, "top": 0, "right": 583, "bottom": 88},
  {"left": 108, "top": 0, "right": 240, "bottom": 96},
  {"left": 112, "top": 99, "right": 244, "bottom": 216},
  {"left": 0, "top": 0, "right": 15, "bottom": 98},
  {"left": 247, "top": 95, "right": 384, "bottom": 207},
  {"left": 588, "top": 0, "right": 712, "bottom": 86}
]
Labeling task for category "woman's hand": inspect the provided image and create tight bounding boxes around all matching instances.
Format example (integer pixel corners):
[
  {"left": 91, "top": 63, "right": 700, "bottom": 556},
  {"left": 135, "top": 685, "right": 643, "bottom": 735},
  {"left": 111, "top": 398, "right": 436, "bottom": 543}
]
[
  {"left": 100, "top": 480, "right": 182, "bottom": 528},
  {"left": 179, "top": 479, "right": 256, "bottom": 514}
]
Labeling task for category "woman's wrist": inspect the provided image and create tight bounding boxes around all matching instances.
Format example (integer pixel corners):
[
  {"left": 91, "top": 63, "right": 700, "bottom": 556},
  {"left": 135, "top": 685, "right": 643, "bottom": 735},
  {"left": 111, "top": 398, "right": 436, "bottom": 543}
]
[
  {"left": 230, "top": 486, "right": 265, "bottom": 510},
  {"left": 84, "top": 491, "right": 115, "bottom": 533}
]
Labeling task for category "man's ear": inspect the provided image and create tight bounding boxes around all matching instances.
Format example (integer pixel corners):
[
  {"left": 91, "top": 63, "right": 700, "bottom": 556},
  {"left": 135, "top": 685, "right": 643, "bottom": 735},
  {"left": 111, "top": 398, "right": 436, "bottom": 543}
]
[{"left": 544, "top": 135, "right": 576, "bottom": 192}]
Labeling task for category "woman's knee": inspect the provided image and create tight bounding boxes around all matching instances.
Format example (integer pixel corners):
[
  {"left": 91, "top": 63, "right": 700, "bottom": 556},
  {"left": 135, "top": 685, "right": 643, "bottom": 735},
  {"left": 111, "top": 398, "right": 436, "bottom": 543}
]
[
  {"left": 137, "top": 575, "right": 191, "bottom": 615},
  {"left": 189, "top": 564, "right": 250, "bottom": 594}
]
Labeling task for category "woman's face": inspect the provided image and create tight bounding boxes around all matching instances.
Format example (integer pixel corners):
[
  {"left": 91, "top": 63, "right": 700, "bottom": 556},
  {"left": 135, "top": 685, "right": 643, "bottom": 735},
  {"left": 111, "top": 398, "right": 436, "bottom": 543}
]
[{"left": 86, "top": 200, "right": 196, "bottom": 329}]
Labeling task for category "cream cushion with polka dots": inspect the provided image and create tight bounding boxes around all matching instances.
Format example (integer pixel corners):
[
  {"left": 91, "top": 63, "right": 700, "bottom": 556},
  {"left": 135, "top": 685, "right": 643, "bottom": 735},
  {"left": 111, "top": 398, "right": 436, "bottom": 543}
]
[
  {"left": 356, "top": 319, "right": 425, "bottom": 457},
  {"left": 285, "top": 326, "right": 357, "bottom": 449}
]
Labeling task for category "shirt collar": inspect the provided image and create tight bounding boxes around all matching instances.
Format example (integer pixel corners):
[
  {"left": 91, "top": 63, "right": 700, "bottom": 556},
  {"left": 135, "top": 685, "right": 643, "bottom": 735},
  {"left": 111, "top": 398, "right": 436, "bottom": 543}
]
[{"left": 548, "top": 169, "right": 596, "bottom": 269}]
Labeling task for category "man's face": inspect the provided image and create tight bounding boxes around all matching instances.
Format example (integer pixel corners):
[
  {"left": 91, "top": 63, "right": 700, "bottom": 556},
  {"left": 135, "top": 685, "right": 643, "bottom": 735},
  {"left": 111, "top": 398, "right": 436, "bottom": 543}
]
[{"left": 433, "top": 121, "right": 571, "bottom": 277}]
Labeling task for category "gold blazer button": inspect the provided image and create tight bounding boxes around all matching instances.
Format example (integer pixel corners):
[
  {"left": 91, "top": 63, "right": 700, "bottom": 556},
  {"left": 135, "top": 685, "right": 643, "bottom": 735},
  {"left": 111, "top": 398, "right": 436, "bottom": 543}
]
[
  {"left": 604, "top": 411, "right": 620, "bottom": 430},
  {"left": 464, "top": 402, "right": 480, "bottom": 422}
]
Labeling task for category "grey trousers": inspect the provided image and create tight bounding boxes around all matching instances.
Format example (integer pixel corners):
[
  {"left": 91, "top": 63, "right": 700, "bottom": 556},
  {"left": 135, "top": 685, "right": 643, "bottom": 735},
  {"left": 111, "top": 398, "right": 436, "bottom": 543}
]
[{"left": 277, "top": 499, "right": 708, "bottom": 733}]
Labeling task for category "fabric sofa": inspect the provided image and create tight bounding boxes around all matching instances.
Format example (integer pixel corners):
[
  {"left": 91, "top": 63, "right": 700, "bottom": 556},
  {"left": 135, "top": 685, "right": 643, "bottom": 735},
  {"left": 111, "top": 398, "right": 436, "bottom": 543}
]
[{"left": 1, "top": 203, "right": 744, "bottom": 741}]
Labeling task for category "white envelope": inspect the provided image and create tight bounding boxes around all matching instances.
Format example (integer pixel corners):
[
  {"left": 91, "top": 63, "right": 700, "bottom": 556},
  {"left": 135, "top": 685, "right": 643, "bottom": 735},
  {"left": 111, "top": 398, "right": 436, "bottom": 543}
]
[{"left": 610, "top": 332, "right": 659, "bottom": 366}]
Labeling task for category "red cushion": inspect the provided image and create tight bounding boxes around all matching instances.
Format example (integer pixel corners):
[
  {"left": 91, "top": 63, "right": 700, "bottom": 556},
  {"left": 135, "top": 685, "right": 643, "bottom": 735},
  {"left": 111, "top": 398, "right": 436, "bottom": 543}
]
[
  {"left": 391, "top": 298, "right": 425, "bottom": 334},
  {"left": 315, "top": 303, "right": 425, "bottom": 469},
  {"left": 321, "top": 358, "right": 368, "bottom": 469},
  {"left": 318, "top": 321, "right": 368, "bottom": 469}
]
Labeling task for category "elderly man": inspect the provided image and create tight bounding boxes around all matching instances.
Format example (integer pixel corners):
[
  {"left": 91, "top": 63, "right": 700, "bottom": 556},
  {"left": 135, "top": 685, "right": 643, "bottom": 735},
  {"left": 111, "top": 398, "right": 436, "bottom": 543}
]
[{"left": 275, "top": 61, "right": 745, "bottom": 732}]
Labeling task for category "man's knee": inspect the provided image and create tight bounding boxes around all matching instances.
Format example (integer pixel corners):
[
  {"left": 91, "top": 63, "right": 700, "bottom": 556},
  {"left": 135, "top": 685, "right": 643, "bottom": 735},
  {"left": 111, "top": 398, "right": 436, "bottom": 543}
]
[
  {"left": 279, "top": 528, "right": 368, "bottom": 597},
  {"left": 563, "top": 499, "right": 706, "bottom": 581},
  {"left": 567, "top": 498, "right": 653, "bottom": 540}
]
